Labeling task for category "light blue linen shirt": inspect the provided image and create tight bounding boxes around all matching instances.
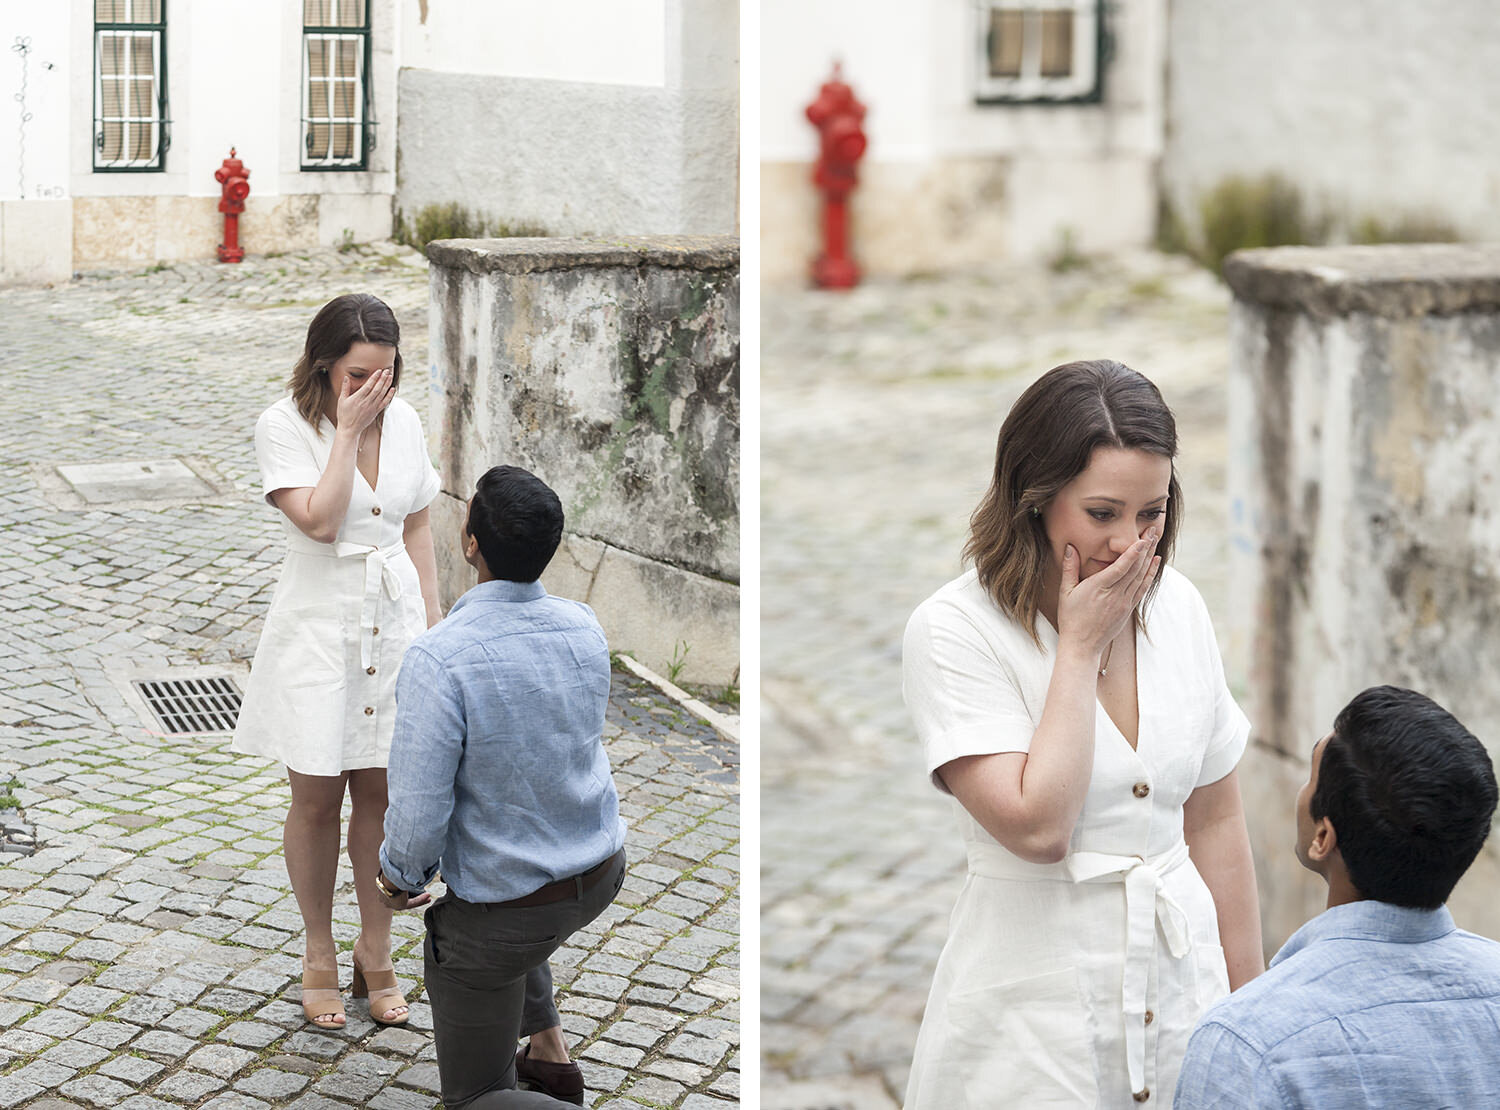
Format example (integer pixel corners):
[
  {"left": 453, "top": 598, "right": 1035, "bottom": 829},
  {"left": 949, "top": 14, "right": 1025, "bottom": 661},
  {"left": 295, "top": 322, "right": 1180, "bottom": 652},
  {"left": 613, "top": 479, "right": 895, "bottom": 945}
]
[
  {"left": 1175, "top": 899, "right": 1500, "bottom": 1108},
  {"left": 378, "top": 579, "right": 626, "bottom": 903}
]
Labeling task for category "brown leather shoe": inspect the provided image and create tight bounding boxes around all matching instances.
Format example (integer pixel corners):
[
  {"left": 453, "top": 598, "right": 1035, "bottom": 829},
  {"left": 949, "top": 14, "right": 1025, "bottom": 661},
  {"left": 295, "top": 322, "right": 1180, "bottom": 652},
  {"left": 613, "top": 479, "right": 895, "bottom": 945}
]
[{"left": 515, "top": 1043, "right": 585, "bottom": 1105}]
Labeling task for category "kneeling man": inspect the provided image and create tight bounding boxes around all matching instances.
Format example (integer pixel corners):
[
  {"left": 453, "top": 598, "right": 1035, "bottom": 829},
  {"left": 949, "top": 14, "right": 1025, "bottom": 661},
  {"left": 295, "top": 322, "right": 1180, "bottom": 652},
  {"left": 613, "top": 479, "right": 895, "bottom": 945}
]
[
  {"left": 377, "top": 465, "right": 627, "bottom": 1109},
  {"left": 1175, "top": 685, "right": 1500, "bottom": 1108}
]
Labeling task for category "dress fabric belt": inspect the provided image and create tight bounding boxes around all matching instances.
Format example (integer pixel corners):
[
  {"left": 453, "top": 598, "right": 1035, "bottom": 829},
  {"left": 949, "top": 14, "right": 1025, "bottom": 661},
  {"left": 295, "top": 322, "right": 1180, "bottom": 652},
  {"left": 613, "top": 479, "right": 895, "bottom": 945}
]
[
  {"left": 286, "top": 534, "right": 406, "bottom": 670},
  {"left": 966, "top": 838, "right": 1194, "bottom": 1097}
]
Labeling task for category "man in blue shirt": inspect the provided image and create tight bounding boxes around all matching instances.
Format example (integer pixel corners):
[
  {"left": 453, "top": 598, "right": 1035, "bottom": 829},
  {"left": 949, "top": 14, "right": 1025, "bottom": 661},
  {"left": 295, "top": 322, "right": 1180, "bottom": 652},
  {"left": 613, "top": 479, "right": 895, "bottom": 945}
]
[
  {"left": 376, "top": 465, "right": 627, "bottom": 1110},
  {"left": 1175, "top": 685, "right": 1500, "bottom": 1108}
]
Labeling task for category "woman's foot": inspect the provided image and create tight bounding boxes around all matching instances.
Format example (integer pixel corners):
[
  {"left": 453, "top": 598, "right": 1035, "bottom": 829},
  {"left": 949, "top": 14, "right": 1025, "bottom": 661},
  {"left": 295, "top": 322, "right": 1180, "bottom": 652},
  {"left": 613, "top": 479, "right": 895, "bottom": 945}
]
[
  {"left": 299, "top": 956, "right": 346, "bottom": 1029},
  {"left": 351, "top": 936, "right": 408, "bottom": 1025}
]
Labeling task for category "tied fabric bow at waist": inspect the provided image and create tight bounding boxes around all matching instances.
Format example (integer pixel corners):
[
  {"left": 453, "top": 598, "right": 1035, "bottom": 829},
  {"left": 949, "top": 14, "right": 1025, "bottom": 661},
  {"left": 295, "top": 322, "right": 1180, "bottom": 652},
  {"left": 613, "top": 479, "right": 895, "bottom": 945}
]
[
  {"left": 967, "top": 838, "right": 1194, "bottom": 1098},
  {"left": 286, "top": 535, "right": 407, "bottom": 670}
]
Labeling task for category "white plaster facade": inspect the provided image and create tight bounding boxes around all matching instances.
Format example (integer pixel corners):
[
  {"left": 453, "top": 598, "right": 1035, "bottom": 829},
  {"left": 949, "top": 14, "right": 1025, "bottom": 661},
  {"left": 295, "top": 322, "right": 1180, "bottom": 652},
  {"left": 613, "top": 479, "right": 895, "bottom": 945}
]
[
  {"left": 1, "top": 0, "right": 400, "bottom": 282},
  {"left": 394, "top": 0, "right": 739, "bottom": 240},
  {"left": 760, "top": 0, "right": 1166, "bottom": 283},
  {"left": 764, "top": 0, "right": 1500, "bottom": 284},
  {"left": 1, "top": 0, "right": 738, "bottom": 284}
]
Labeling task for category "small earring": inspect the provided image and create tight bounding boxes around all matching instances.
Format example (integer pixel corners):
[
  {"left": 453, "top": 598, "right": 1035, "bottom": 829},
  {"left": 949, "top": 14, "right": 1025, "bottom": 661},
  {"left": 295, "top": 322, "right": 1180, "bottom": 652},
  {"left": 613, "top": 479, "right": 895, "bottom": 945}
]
[{"left": 1031, "top": 506, "right": 1040, "bottom": 517}]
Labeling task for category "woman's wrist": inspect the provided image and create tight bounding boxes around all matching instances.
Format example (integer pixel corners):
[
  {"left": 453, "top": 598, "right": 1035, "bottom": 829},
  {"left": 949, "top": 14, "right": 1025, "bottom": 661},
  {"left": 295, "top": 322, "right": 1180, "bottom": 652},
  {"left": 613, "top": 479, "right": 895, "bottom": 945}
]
[{"left": 1055, "top": 636, "right": 1103, "bottom": 671}]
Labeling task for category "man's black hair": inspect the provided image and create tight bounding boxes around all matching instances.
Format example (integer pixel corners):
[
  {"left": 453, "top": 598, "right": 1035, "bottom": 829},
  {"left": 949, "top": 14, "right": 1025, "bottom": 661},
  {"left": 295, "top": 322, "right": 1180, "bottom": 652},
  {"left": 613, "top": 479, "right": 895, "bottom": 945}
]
[
  {"left": 466, "top": 465, "right": 564, "bottom": 583},
  {"left": 1314, "top": 685, "right": 1497, "bottom": 908}
]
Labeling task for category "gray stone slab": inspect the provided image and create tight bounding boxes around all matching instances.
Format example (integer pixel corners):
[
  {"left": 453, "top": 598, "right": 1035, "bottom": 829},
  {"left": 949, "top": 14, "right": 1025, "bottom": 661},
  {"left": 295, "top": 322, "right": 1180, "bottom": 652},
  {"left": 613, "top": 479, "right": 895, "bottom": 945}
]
[
  {"left": 233, "top": 1070, "right": 310, "bottom": 1100},
  {"left": 96, "top": 1056, "right": 165, "bottom": 1083},
  {"left": 152, "top": 1071, "right": 226, "bottom": 1102},
  {"left": 55, "top": 459, "right": 215, "bottom": 505},
  {"left": 57, "top": 1075, "right": 135, "bottom": 1108}
]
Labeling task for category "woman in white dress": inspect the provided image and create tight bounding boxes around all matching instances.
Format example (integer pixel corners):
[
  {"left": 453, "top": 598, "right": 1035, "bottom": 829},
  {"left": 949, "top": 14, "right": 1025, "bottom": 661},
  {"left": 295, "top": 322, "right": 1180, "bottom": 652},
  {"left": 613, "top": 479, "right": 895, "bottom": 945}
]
[
  {"left": 233, "top": 294, "right": 442, "bottom": 1030},
  {"left": 902, "top": 360, "right": 1264, "bottom": 1108}
]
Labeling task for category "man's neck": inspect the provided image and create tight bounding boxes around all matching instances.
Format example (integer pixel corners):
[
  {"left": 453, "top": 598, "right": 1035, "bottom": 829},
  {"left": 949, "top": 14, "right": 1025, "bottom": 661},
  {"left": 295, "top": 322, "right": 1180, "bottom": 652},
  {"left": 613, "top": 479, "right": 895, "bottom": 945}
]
[{"left": 1324, "top": 869, "right": 1363, "bottom": 910}]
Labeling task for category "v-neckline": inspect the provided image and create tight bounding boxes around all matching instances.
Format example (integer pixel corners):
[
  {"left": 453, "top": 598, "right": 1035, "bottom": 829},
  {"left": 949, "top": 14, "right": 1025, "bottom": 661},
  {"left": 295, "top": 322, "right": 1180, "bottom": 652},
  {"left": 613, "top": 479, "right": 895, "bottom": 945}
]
[
  {"left": 356, "top": 438, "right": 381, "bottom": 493},
  {"left": 323, "top": 413, "right": 381, "bottom": 492},
  {"left": 1037, "top": 616, "right": 1146, "bottom": 756},
  {"left": 1097, "top": 624, "right": 1143, "bottom": 753}
]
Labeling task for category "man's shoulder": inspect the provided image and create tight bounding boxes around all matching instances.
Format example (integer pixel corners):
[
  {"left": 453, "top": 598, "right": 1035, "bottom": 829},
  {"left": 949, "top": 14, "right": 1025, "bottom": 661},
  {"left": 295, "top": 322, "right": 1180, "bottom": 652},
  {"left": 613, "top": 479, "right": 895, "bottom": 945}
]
[
  {"left": 1192, "top": 952, "right": 1310, "bottom": 1053},
  {"left": 1198, "top": 922, "right": 1500, "bottom": 1053},
  {"left": 410, "top": 591, "right": 605, "bottom": 662}
]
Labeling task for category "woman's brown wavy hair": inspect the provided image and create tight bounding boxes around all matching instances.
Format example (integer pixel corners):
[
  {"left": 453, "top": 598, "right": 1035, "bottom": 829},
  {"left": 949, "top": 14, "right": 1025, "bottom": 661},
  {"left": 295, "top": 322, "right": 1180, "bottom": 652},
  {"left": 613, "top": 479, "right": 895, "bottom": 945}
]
[
  {"left": 964, "top": 359, "right": 1181, "bottom": 647},
  {"left": 288, "top": 293, "right": 403, "bottom": 427}
]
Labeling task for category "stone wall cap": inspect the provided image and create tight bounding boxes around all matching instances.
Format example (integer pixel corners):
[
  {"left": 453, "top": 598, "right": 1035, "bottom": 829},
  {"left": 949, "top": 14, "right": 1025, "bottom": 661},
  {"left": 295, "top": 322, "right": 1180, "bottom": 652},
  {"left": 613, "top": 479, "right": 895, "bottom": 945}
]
[
  {"left": 1223, "top": 243, "right": 1500, "bottom": 318},
  {"left": 426, "top": 235, "right": 739, "bottom": 275}
]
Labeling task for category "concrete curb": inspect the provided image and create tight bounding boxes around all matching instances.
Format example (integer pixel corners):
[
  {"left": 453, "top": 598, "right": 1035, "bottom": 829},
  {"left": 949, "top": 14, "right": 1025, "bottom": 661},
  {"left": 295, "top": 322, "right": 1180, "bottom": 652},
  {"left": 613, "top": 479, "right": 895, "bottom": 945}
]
[{"left": 615, "top": 654, "right": 741, "bottom": 745}]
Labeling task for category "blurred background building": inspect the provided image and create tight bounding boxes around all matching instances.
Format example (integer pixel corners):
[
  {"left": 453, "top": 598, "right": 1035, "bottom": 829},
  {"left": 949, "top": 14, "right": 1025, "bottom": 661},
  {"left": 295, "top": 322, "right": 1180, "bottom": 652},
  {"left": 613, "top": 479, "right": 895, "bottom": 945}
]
[
  {"left": 761, "top": 4, "right": 1500, "bottom": 1103},
  {"left": 762, "top": 0, "right": 1500, "bottom": 284},
  {"left": 1, "top": 0, "right": 738, "bottom": 282}
]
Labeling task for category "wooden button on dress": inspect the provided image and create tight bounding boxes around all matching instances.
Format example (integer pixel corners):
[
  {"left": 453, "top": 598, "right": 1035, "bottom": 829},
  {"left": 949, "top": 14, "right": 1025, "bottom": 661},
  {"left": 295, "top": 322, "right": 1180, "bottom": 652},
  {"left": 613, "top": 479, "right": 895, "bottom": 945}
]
[
  {"left": 1132, "top": 782, "right": 1151, "bottom": 798},
  {"left": 1133, "top": 1089, "right": 1150, "bottom": 1103},
  {"left": 366, "top": 666, "right": 376, "bottom": 675},
  {"left": 364, "top": 706, "right": 374, "bottom": 716}
]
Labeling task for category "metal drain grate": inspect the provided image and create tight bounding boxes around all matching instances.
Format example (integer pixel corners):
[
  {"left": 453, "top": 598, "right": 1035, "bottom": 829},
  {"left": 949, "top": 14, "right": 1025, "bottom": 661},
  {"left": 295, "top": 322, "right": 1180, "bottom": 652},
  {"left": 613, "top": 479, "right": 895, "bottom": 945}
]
[{"left": 131, "top": 676, "right": 243, "bottom": 734}]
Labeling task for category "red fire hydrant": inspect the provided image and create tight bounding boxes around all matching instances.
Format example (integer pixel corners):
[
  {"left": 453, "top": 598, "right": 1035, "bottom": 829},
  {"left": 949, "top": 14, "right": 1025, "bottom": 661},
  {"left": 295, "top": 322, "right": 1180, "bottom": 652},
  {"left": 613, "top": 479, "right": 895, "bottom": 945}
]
[
  {"left": 215, "top": 148, "right": 250, "bottom": 263},
  {"left": 805, "top": 62, "right": 868, "bottom": 289}
]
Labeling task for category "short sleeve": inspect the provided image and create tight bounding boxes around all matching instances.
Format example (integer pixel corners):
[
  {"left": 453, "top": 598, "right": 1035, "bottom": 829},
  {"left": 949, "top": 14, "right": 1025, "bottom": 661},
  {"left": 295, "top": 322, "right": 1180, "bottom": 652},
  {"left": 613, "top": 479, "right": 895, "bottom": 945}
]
[
  {"left": 903, "top": 596, "right": 1039, "bottom": 795},
  {"left": 1190, "top": 586, "right": 1251, "bottom": 788},
  {"left": 254, "top": 403, "right": 323, "bottom": 506}
]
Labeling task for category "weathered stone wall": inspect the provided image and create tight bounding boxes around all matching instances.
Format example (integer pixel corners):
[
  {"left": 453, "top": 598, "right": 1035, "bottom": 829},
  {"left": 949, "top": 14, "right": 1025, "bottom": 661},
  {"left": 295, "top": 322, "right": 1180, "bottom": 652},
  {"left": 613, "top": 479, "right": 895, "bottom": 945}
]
[
  {"left": 1226, "top": 243, "right": 1500, "bottom": 948},
  {"left": 427, "top": 236, "right": 739, "bottom": 686}
]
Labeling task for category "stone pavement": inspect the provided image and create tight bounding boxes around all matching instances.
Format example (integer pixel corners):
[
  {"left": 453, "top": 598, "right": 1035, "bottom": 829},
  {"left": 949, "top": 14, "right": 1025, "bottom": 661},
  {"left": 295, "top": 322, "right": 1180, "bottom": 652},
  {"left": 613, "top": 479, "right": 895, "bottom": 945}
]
[
  {"left": 0, "top": 245, "right": 739, "bottom": 1108},
  {"left": 760, "top": 252, "right": 1237, "bottom": 1107}
]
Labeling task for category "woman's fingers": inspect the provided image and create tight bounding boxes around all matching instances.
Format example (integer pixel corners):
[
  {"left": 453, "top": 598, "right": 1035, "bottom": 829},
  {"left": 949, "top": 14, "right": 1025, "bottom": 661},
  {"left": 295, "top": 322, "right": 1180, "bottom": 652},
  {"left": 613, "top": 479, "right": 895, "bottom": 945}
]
[
  {"left": 1129, "top": 531, "right": 1160, "bottom": 592},
  {"left": 1061, "top": 544, "right": 1080, "bottom": 593},
  {"left": 1131, "top": 556, "right": 1162, "bottom": 606},
  {"left": 1096, "top": 533, "right": 1151, "bottom": 589}
]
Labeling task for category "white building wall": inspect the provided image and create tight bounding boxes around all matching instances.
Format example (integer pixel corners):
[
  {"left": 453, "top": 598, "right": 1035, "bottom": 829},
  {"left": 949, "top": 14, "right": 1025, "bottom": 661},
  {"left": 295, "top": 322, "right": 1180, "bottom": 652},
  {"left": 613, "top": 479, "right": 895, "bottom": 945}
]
[
  {"left": 761, "top": 0, "right": 1164, "bottom": 283},
  {"left": 2, "top": 0, "right": 399, "bottom": 282},
  {"left": 395, "top": 0, "right": 737, "bottom": 239},
  {"left": 1163, "top": 0, "right": 1500, "bottom": 246},
  {"left": 399, "top": 0, "right": 665, "bottom": 86},
  {"left": 0, "top": 6, "right": 71, "bottom": 200},
  {"left": 1, "top": 6, "right": 73, "bottom": 282}
]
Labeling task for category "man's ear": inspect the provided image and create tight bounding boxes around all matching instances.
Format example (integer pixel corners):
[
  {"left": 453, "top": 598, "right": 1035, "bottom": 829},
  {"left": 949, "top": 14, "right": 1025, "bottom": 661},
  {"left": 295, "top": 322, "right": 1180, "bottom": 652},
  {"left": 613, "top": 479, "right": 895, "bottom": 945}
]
[{"left": 1306, "top": 816, "right": 1338, "bottom": 864}]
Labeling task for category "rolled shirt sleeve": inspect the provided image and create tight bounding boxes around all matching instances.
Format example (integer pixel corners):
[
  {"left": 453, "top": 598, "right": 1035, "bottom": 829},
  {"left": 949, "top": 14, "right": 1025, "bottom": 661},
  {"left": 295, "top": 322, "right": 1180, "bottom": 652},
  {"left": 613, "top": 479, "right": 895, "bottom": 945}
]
[
  {"left": 379, "top": 644, "right": 465, "bottom": 892},
  {"left": 254, "top": 404, "right": 323, "bottom": 504}
]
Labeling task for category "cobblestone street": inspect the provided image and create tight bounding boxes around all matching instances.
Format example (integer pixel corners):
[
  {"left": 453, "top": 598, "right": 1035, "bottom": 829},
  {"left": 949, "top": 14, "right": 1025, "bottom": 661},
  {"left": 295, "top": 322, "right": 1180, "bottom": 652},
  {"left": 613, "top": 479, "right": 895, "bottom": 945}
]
[
  {"left": 761, "top": 252, "right": 1238, "bottom": 1107},
  {"left": 0, "top": 246, "right": 739, "bottom": 1109}
]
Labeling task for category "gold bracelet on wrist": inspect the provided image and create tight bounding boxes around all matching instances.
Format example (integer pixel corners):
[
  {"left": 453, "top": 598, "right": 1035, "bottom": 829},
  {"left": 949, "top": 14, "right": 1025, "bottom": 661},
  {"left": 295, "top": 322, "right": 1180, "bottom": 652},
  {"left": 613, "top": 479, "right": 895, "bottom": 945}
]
[{"left": 374, "top": 870, "right": 402, "bottom": 899}]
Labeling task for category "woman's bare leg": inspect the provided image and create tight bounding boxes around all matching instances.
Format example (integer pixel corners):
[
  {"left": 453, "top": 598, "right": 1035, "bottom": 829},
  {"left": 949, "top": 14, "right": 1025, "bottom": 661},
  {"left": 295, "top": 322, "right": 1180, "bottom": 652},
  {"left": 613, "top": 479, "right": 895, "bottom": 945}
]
[
  {"left": 347, "top": 766, "right": 405, "bottom": 1022},
  {"left": 285, "top": 768, "right": 349, "bottom": 1026}
]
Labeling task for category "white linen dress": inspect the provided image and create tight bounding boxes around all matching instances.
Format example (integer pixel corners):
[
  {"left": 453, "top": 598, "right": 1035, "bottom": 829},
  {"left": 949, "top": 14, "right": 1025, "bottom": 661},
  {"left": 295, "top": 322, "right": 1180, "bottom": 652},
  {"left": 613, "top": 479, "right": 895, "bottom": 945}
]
[
  {"left": 901, "top": 565, "right": 1249, "bottom": 1109},
  {"left": 232, "top": 395, "right": 441, "bottom": 776}
]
